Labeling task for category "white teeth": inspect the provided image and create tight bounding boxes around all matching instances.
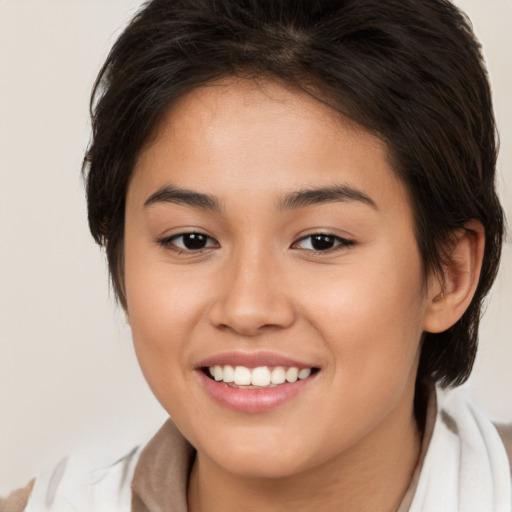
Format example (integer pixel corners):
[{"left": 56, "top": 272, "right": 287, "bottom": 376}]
[
  {"left": 298, "top": 368, "right": 311, "bottom": 380},
  {"left": 271, "top": 366, "right": 286, "bottom": 385},
  {"left": 251, "top": 366, "right": 271, "bottom": 387},
  {"left": 233, "top": 366, "right": 251, "bottom": 385},
  {"left": 285, "top": 367, "right": 299, "bottom": 383},
  {"left": 223, "top": 365, "right": 235, "bottom": 383},
  {"left": 207, "top": 365, "right": 314, "bottom": 387},
  {"left": 213, "top": 365, "right": 223, "bottom": 382}
]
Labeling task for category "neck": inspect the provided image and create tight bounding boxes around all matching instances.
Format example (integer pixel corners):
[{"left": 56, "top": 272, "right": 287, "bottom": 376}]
[{"left": 187, "top": 394, "right": 422, "bottom": 512}]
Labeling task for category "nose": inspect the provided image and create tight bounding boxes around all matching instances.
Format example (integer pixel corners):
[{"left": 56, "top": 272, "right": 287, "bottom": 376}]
[{"left": 208, "top": 249, "right": 296, "bottom": 336}]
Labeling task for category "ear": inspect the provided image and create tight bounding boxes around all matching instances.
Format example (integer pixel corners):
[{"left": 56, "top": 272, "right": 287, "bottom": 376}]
[{"left": 423, "top": 220, "right": 485, "bottom": 333}]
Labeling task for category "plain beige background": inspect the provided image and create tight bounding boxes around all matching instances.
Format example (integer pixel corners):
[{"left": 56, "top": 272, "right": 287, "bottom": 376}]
[{"left": 1, "top": 0, "right": 511, "bottom": 494}]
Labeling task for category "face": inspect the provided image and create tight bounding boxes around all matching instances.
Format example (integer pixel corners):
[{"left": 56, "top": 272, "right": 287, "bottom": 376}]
[{"left": 124, "top": 78, "right": 431, "bottom": 479}]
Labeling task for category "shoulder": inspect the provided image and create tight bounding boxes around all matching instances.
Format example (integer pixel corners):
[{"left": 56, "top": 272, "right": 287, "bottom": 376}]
[
  {"left": 436, "top": 387, "right": 512, "bottom": 469},
  {"left": 7, "top": 418, "right": 192, "bottom": 512},
  {"left": 406, "top": 386, "right": 512, "bottom": 511},
  {"left": 0, "top": 479, "right": 35, "bottom": 512},
  {"left": 28, "top": 446, "right": 142, "bottom": 512},
  {"left": 19, "top": 441, "right": 144, "bottom": 512},
  {"left": 495, "top": 422, "right": 512, "bottom": 472}
]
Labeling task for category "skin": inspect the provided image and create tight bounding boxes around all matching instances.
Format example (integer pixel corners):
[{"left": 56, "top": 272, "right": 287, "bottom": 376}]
[{"left": 124, "top": 78, "right": 484, "bottom": 512}]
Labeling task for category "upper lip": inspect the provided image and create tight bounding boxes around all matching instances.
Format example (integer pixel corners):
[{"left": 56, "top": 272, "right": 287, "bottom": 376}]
[{"left": 196, "top": 351, "right": 317, "bottom": 370}]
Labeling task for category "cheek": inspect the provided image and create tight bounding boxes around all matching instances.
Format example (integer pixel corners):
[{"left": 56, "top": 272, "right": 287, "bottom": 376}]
[
  {"left": 289, "top": 255, "right": 426, "bottom": 449},
  {"left": 123, "top": 243, "right": 209, "bottom": 399},
  {"left": 127, "top": 270, "right": 187, "bottom": 340},
  {"left": 296, "top": 245, "right": 426, "bottom": 379},
  {"left": 124, "top": 226, "right": 210, "bottom": 336}
]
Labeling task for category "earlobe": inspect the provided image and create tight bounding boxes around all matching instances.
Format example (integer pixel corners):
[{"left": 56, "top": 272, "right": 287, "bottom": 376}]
[{"left": 423, "top": 220, "right": 485, "bottom": 334}]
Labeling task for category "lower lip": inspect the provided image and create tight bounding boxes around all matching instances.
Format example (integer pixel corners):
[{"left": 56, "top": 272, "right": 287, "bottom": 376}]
[{"left": 197, "top": 370, "right": 316, "bottom": 413}]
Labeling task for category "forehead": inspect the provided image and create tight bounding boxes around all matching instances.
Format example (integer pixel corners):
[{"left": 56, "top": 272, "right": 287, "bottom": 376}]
[
  {"left": 147, "top": 77, "right": 378, "bottom": 157},
  {"left": 130, "top": 77, "right": 410, "bottom": 217}
]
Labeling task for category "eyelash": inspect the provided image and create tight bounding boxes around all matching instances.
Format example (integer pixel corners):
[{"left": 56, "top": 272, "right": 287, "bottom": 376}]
[
  {"left": 157, "top": 232, "right": 355, "bottom": 254},
  {"left": 292, "top": 233, "right": 355, "bottom": 252},
  {"left": 157, "top": 232, "right": 218, "bottom": 254}
]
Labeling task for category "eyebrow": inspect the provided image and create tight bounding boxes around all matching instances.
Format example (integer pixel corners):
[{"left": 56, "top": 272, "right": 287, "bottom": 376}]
[
  {"left": 143, "top": 183, "right": 377, "bottom": 213},
  {"left": 144, "top": 185, "right": 222, "bottom": 211},
  {"left": 278, "top": 185, "right": 377, "bottom": 211}
]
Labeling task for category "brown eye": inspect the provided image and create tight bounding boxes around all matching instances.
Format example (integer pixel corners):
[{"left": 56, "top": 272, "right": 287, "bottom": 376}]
[
  {"left": 310, "top": 235, "right": 337, "bottom": 251},
  {"left": 160, "top": 232, "right": 218, "bottom": 251},
  {"left": 293, "top": 234, "right": 353, "bottom": 252}
]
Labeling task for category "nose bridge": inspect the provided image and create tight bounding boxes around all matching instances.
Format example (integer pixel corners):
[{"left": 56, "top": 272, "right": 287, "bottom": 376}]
[{"left": 209, "top": 240, "right": 295, "bottom": 335}]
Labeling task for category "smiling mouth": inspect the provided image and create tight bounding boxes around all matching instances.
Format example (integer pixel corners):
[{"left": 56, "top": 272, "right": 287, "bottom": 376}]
[{"left": 203, "top": 365, "right": 319, "bottom": 389}]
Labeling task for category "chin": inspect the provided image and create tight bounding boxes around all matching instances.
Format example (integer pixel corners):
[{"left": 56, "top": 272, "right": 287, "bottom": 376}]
[
  {"left": 214, "top": 451, "right": 311, "bottom": 480},
  {"left": 194, "top": 426, "right": 324, "bottom": 480}
]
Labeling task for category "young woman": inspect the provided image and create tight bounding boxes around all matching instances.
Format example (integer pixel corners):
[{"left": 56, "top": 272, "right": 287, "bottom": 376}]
[{"left": 3, "top": 0, "right": 511, "bottom": 511}]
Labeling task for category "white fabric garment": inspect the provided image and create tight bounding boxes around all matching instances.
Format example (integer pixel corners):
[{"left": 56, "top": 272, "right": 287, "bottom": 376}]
[
  {"left": 407, "top": 387, "right": 511, "bottom": 512},
  {"left": 23, "top": 444, "right": 143, "bottom": 512},
  {"left": 22, "top": 386, "right": 512, "bottom": 512}
]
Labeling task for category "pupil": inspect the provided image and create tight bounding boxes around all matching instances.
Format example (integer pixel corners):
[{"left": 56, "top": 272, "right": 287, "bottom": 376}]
[
  {"left": 183, "top": 233, "right": 207, "bottom": 250},
  {"left": 312, "top": 235, "right": 335, "bottom": 251}
]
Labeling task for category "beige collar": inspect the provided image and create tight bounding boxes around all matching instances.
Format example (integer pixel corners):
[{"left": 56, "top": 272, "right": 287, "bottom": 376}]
[{"left": 131, "top": 419, "right": 195, "bottom": 512}]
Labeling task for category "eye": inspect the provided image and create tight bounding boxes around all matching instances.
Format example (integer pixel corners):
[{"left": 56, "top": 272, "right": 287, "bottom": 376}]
[
  {"left": 159, "top": 232, "right": 218, "bottom": 252},
  {"left": 293, "top": 233, "right": 353, "bottom": 252}
]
